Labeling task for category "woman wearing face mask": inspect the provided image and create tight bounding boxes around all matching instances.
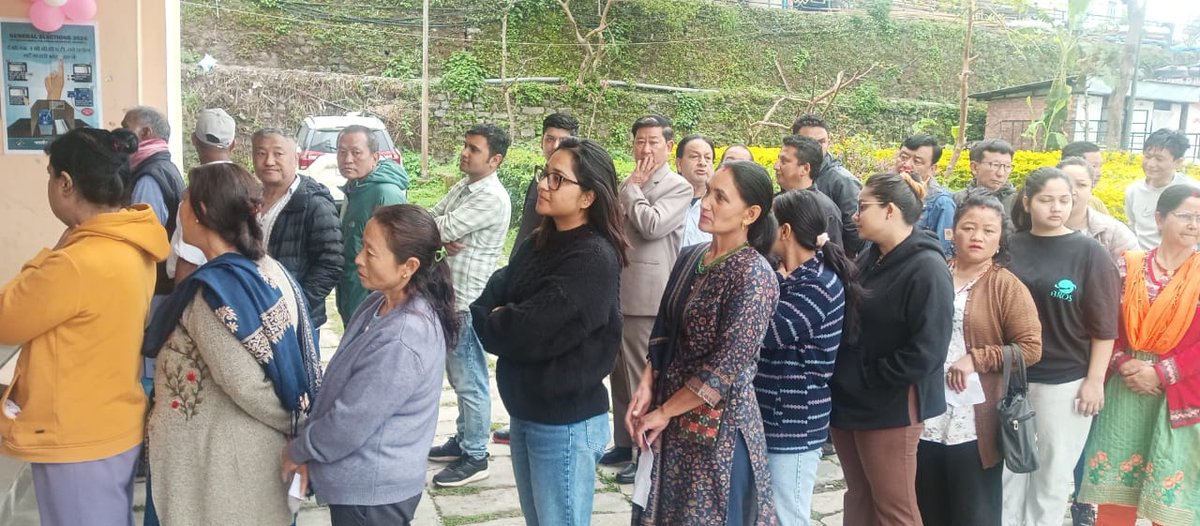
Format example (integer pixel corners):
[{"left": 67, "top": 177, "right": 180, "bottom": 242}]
[
  {"left": 1004, "top": 167, "right": 1120, "bottom": 526},
  {"left": 142, "top": 163, "right": 323, "bottom": 526},
  {"left": 1077, "top": 185, "right": 1200, "bottom": 526},
  {"left": 628, "top": 160, "right": 781, "bottom": 525},
  {"left": 915, "top": 193, "right": 1042, "bottom": 526},
  {"left": 830, "top": 172, "right": 954, "bottom": 526}
]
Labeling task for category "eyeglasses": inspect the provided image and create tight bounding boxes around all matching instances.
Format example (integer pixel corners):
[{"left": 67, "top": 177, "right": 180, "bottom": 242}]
[
  {"left": 983, "top": 161, "right": 1014, "bottom": 172},
  {"left": 537, "top": 170, "right": 581, "bottom": 191},
  {"left": 1170, "top": 212, "right": 1200, "bottom": 225},
  {"left": 858, "top": 201, "right": 886, "bottom": 210}
]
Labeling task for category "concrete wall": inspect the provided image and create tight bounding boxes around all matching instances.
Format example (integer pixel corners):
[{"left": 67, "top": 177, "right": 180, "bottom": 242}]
[{"left": 0, "top": 0, "right": 181, "bottom": 279}]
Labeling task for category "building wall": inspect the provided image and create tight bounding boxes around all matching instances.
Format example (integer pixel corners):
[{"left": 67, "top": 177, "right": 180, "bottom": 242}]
[
  {"left": 0, "top": 0, "right": 181, "bottom": 279},
  {"left": 982, "top": 95, "right": 1048, "bottom": 150}
]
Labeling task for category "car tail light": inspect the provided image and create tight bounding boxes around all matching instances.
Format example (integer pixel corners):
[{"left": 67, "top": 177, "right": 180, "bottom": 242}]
[
  {"left": 298, "top": 151, "right": 322, "bottom": 170},
  {"left": 380, "top": 150, "right": 400, "bottom": 161}
]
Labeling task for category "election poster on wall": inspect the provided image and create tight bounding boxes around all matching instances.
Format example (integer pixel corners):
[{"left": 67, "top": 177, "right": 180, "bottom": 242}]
[{"left": 1, "top": 21, "right": 101, "bottom": 153}]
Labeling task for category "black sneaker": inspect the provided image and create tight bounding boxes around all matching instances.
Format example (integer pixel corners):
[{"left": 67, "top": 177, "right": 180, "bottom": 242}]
[
  {"left": 599, "top": 446, "right": 632, "bottom": 466},
  {"left": 615, "top": 462, "right": 637, "bottom": 484},
  {"left": 432, "top": 455, "right": 490, "bottom": 487},
  {"left": 492, "top": 427, "right": 511, "bottom": 445},
  {"left": 1070, "top": 502, "right": 1096, "bottom": 526},
  {"left": 428, "top": 437, "right": 464, "bottom": 462}
]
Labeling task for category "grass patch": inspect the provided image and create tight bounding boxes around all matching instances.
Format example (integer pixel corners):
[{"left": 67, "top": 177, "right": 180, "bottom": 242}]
[
  {"left": 596, "top": 471, "right": 622, "bottom": 493},
  {"left": 430, "top": 485, "right": 484, "bottom": 497},
  {"left": 490, "top": 421, "right": 507, "bottom": 432},
  {"left": 441, "top": 509, "right": 523, "bottom": 526}
]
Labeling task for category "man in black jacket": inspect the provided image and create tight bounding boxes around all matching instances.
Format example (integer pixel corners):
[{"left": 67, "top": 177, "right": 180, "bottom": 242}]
[
  {"left": 251, "top": 128, "right": 343, "bottom": 333},
  {"left": 792, "top": 114, "right": 864, "bottom": 256}
]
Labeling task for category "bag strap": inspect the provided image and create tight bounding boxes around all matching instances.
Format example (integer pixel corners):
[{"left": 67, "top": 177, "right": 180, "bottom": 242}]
[{"left": 1002, "top": 344, "right": 1029, "bottom": 394}]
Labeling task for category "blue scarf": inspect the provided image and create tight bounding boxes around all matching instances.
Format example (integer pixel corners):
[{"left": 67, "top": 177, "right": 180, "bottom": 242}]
[{"left": 143, "top": 253, "right": 322, "bottom": 432}]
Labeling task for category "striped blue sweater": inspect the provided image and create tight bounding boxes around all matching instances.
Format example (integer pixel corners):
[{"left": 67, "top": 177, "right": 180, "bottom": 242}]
[{"left": 755, "top": 255, "right": 845, "bottom": 454}]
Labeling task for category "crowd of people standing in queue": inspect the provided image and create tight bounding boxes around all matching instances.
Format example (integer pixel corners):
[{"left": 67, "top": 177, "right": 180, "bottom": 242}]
[{"left": 1, "top": 101, "right": 1199, "bottom": 526}]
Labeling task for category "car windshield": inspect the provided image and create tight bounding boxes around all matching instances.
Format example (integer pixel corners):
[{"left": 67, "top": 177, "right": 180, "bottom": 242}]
[{"left": 305, "top": 128, "right": 393, "bottom": 154}]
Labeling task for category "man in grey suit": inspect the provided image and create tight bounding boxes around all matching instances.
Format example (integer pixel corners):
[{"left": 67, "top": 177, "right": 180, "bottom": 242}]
[{"left": 602, "top": 115, "right": 693, "bottom": 483}]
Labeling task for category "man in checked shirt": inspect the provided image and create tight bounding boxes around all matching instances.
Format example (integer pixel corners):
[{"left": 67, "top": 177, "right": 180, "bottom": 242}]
[{"left": 427, "top": 123, "right": 513, "bottom": 487}]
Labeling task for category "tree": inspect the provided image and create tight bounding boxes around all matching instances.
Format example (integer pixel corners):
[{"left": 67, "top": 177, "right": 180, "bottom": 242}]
[
  {"left": 554, "top": 0, "right": 618, "bottom": 85},
  {"left": 1104, "top": 0, "right": 1146, "bottom": 149},
  {"left": 943, "top": 0, "right": 978, "bottom": 180},
  {"left": 500, "top": 0, "right": 518, "bottom": 133},
  {"left": 748, "top": 61, "right": 878, "bottom": 142},
  {"left": 1024, "top": 0, "right": 1091, "bottom": 150}
]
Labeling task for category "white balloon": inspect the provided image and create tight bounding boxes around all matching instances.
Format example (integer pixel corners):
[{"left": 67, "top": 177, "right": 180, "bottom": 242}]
[{"left": 43, "top": 0, "right": 68, "bottom": 7}]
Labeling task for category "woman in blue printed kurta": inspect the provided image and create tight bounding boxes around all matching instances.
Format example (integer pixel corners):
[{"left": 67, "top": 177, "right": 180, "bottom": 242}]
[{"left": 628, "top": 161, "right": 781, "bottom": 526}]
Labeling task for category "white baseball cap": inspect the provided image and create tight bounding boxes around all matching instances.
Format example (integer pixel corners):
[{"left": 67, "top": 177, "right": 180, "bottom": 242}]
[{"left": 193, "top": 108, "right": 236, "bottom": 149}]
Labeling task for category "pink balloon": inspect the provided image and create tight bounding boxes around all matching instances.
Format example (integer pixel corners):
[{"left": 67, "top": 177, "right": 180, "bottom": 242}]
[
  {"left": 29, "top": 1, "right": 65, "bottom": 33},
  {"left": 62, "top": 0, "right": 96, "bottom": 22}
]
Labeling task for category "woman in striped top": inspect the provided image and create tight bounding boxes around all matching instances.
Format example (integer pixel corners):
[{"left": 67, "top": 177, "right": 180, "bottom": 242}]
[{"left": 755, "top": 190, "right": 863, "bottom": 526}]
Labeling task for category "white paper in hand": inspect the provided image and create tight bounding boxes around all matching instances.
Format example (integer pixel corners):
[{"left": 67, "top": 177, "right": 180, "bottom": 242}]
[
  {"left": 632, "top": 448, "right": 654, "bottom": 507},
  {"left": 287, "top": 473, "right": 305, "bottom": 514},
  {"left": 945, "top": 372, "right": 987, "bottom": 408}
]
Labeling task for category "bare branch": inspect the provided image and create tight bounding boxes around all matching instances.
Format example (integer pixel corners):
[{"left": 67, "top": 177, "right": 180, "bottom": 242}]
[{"left": 773, "top": 56, "right": 793, "bottom": 93}]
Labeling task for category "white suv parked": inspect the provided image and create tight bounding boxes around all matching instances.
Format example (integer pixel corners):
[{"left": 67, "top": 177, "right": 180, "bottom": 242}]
[{"left": 295, "top": 114, "right": 402, "bottom": 203}]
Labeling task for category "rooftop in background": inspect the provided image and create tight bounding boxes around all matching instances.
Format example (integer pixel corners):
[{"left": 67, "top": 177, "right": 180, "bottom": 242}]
[{"left": 970, "top": 76, "right": 1200, "bottom": 103}]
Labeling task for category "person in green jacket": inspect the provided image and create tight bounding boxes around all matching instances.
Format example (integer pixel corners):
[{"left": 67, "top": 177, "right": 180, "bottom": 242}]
[{"left": 336, "top": 124, "right": 410, "bottom": 325}]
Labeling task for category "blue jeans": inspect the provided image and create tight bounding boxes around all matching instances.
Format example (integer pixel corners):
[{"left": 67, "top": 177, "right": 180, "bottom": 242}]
[
  {"left": 509, "top": 414, "right": 608, "bottom": 526},
  {"left": 446, "top": 311, "right": 492, "bottom": 460},
  {"left": 767, "top": 449, "right": 823, "bottom": 526}
]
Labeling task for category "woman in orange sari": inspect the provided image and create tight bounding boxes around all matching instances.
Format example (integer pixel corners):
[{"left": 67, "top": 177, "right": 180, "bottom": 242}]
[{"left": 1078, "top": 184, "right": 1200, "bottom": 526}]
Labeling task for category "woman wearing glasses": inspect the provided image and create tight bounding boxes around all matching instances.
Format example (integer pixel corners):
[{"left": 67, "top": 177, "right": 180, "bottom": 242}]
[
  {"left": 830, "top": 172, "right": 953, "bottom": 526},
  {"left": 1004, "top": 167, "right": 1120, "bottom": 526},
  {"left": 471, "top": 137, "right": 628, "bottom": 525},
  {"left": 1077, "top": 185, "right": 1200, "bottom": 526}
]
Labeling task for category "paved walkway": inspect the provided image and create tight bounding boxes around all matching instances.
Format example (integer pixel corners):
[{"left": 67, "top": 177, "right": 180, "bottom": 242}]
[
  {"left": 279, "top": 350, "right": 853, "bottom": 526},
  {"left": 0, "top": 317, "right": 1098, "bottom": 525}
]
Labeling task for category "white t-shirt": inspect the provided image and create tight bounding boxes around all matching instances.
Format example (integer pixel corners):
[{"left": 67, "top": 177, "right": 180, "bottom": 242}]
[
  {"left": 165, "top": 160, "right": 233, "bottom": 277},
  {"left": 259, "top": 175, "right": 303, "bottom": 250},
  {"left": 1125, "top": 173, "right": 1200, "bottom": 250}
]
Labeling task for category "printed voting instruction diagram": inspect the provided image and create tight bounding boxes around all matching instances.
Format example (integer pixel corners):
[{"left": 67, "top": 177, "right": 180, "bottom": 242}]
[{"left": 1, "top": 21, "right": 101, "bottom": 153}]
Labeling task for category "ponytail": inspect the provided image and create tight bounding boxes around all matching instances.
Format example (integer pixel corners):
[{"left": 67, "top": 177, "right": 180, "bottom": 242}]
[
  {"left": 897, "top": 171, "right": 927, "bottom": 202},
  {"left": 188, "top": 163, "right": 266, "bottom": 260},
  {"left": 772, "top": 190, "right": 864, "bottom": 344},
  {"left": 372, "top": 205, "right": 461, "bottom": 350}
]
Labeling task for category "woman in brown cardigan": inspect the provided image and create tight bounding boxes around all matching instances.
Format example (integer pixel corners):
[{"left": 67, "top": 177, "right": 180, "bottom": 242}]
[{"left": 915, "top": 193, "right": 1043, "bottom": 526}]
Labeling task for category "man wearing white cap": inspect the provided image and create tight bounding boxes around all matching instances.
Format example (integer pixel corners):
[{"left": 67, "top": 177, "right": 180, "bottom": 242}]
[
  {"left": 169, "top": 108, "right": 237, "bottom": 282},
  {"left": 191, "top": 108, "right": 237, "bottom": 164}
]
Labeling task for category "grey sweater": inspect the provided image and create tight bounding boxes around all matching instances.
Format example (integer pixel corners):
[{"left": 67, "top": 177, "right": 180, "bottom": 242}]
[{"left": 288, "top": 292, "right": 446, "bottom": 506}]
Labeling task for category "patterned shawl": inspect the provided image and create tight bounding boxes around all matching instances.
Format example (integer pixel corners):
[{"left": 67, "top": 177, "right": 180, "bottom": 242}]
[
  {"left": 143, "top": 253, "right": 322, "bottom": 432},
  {"left": 647, "top": 243, "right": 708, "bottom": 405}
]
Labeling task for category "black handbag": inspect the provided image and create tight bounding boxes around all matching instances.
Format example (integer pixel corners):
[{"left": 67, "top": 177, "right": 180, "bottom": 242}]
[{"left": 997, "top": 345, "right": 1039, "bottom": 473}]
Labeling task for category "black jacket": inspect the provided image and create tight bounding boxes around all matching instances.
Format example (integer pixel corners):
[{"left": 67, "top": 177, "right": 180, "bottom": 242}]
[
  {"left": 126, "top": 151, "right": 184, "bottom": 296},
  {"left": 266, "top": 175, "right": 343, "bottom": 327},
  {"left": 513, "top": 175, "right": 542, "bottom": 250},
  {"left": 471, "top": 224, "right": 622, "bottom": 425},
  {"left": 814, "top": 154, "right": 864, "bottom": 256},
  {"left": 831, "top": 229, "right": 953, "bottom": 430}
]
